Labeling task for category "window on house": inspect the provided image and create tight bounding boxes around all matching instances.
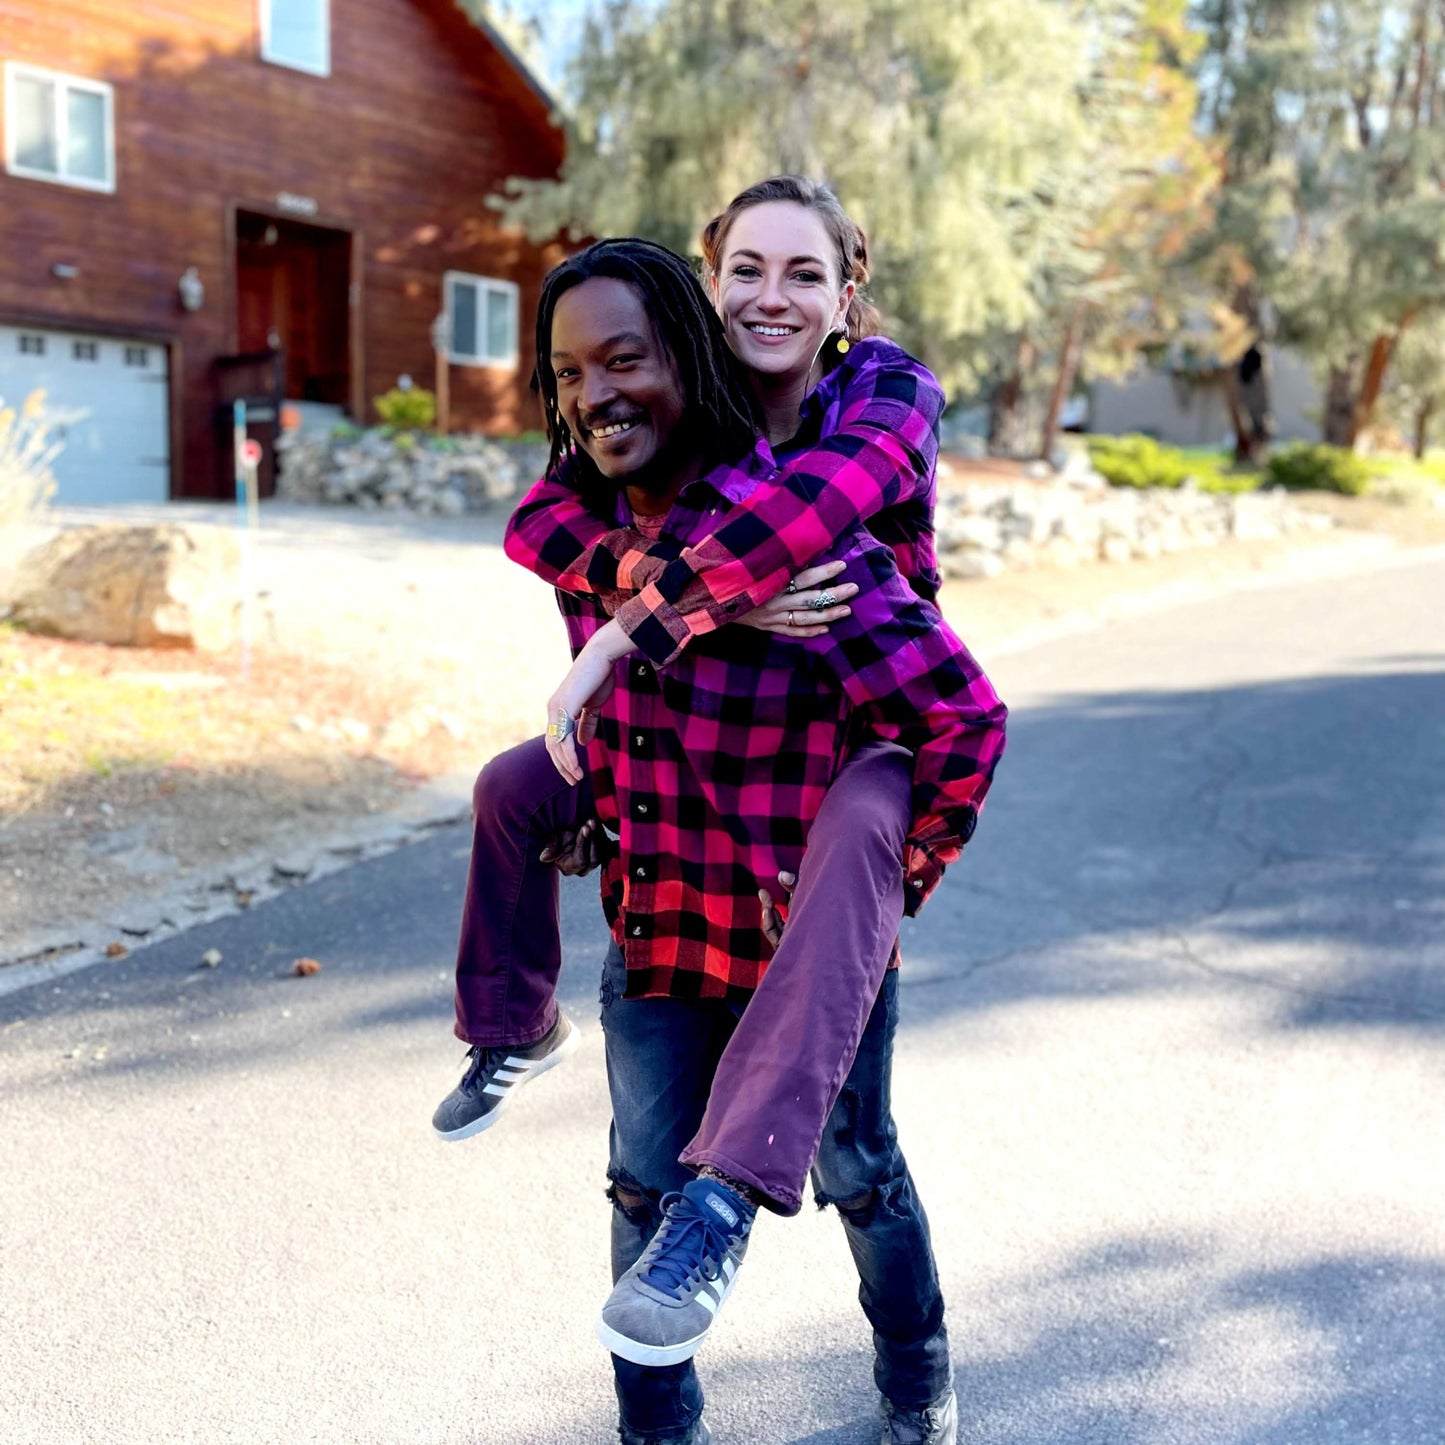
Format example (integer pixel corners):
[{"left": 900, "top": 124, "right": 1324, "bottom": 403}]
[
  {"left": 3, "top": 64, "right": 115, "bottom": 192},
  {"left": 260, "top": 0, "right": 330, "bottom": 77},
  {"left": 445, "top": 273, "right": 519, "bottom": 368},
  {"left": 125, "top": 346, "right": 149, "bottom": 367},
  {"left": 18, "top": 334, "right": 46, "bottom": 355},
  {"left": 73, "top": 341, "right": 99, "bottom": 361}
]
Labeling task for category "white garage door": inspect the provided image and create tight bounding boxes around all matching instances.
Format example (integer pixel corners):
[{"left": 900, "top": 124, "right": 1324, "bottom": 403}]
[{"left": 0, "top": 324, "right": 169, "bottom": 505}]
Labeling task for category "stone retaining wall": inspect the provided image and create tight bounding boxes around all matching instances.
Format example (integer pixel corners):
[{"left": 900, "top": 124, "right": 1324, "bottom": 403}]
[
  {"left": 275, "top": 429, "right": 548, "bottom": 515},
  {"left": 934, "top": 457, "right": 1336, "bottom": 579},
  {"left": 275, "top": 431, "right": 1337, "bottom": 574}
]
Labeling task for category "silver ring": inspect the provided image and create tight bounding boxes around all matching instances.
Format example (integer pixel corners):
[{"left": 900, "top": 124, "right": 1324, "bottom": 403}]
[
  {"left": 809, "top": 590, "right": 838, "bottom": 612},
  {"left": 786, "top": 610, "right": 795, "bottom": 627},
  {"left": 784, "top": 579, "right": 799, "bottom": 595},
  {"left": 547, "top": 709, "right": 575, "bottom": 741}
]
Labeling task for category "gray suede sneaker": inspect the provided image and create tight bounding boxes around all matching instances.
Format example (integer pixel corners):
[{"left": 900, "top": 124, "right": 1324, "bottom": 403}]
[
  {"left": 431, "top": 1013, "right": 579, "bottom": 1141},
  {"left": 596, "top": 1177, "right": 754, "bottom": 1366},
  {"left": 881, "top": 1387, "right": 958, "bottom": 1445}
]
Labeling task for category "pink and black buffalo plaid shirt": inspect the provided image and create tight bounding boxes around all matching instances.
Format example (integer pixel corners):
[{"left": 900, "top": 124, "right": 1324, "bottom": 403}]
[{"left": 505, "top": 360, "right": 1006, "bottom": 1000}]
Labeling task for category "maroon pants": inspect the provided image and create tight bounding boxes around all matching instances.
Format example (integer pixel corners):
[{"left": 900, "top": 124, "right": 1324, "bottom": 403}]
[{"left": 451, "top": 734, "right": 911, "bottom": 1215}]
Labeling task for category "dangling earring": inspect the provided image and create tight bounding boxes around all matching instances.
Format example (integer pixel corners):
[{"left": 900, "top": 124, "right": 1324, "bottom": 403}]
[{"left": 834, "top": 327, "right": 850, "bottom": 355}]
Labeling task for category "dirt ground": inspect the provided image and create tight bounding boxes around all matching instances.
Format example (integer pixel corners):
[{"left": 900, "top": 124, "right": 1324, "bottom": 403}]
[{"left": 2, "top": 480, "right": 1442, "bottom": 965}]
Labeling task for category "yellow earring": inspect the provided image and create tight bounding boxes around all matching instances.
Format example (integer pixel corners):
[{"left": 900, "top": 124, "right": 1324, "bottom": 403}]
[{"left": 834, "top": 329, "right": 850, "bottom": 354}]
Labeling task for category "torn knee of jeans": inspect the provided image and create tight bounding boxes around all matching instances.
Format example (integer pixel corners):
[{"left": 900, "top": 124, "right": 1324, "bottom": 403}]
[
  {"left": 833, "top": 1186, "right": 879, "bottom": 1226},
  {"left": 605, "top": 1171, "right": 655, "bottom": 1227},
  {"left": 815, "top": 1172, "right": 906, "bottom": 1225}
]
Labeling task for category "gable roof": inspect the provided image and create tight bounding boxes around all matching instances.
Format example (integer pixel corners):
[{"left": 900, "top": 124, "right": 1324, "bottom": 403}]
[{"left": 456, "top": 3, "right": 560, "bottom": 117}]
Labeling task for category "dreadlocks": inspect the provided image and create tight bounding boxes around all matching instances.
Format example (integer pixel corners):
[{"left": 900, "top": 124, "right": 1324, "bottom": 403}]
[{"left": 532, "top": 238, "right": 763, "bottom": 507}]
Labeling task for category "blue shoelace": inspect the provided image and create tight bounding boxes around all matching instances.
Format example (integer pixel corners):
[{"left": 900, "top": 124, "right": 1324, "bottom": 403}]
[{"left": 638, "top": 1192, "right": 736, "bottom": 1299}]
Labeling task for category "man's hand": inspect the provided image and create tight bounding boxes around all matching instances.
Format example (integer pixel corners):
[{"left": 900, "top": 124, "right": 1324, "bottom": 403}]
[
  {"left": 758, "top": 870, "right": 798, "bottom": 949},
  {"left": 738, "top": 560, "right": 856, "bottom": 639},
  {"left": 539, "top": 818, "right": 611, "bottom": 877}
]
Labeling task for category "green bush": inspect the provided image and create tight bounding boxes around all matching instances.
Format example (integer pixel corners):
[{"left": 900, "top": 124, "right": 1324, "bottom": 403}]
[
  {"left": 373, "top": 386, "right": 437, "bottom": 432},
  {"left": 1087, "top": 434, "right": 1193, "bottom": 489},
  {"left": 1264, "top": 443, "right": 1370, "bottom": 496}
]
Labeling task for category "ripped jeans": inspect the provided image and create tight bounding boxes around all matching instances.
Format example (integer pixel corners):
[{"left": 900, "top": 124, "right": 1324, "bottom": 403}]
[{"left": 601, "top": 943, "right": 951, "bottom": 1438}]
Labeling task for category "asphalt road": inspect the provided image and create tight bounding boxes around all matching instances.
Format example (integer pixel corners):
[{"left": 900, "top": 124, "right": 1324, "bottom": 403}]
[{"left": 3, "top": 556, "right": 1443, "bottom": 1445}]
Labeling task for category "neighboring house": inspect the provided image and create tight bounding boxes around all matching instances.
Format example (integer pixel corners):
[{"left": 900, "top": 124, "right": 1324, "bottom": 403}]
[
  {"left": 1089, "top": 349, "right": 1322, "bottom": 449},
  {"left": 0, "top": 0, "right": 564, "bottom": 502}
]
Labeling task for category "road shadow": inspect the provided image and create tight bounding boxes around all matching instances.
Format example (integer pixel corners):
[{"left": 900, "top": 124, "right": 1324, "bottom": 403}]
[
  {"left": 2, "top": 665, "right": 1442, "bottom": 1094},
  {"left": 667, "top": 1238, "right": 1445, "bottom": 1445}
]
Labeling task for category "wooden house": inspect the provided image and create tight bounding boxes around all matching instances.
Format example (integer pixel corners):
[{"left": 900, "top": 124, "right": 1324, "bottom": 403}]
[{"left": 0, "top": 0, "right": 565, "bottom": 502}]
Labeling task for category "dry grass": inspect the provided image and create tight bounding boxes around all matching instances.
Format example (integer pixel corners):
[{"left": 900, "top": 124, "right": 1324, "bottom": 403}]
[{"left": 0, "top": 626, "right": 472, "bottom": 817}]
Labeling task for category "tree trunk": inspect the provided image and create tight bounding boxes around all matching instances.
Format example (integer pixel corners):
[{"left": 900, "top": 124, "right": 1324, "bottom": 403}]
[
  {"left": 1350, "top": 323, "right": 1412, "bottom": 447},
  {"left": 1039, "top": 302, "right": 1089, "bottom": 464},
  {"left": 1322, "top": 366, "right": 1356, "bottom": 447},
  {"left": 1226, "top": 343, "right": 1274, "bottom": 463},
  {"left": 1415, "top": 400, "right": 1435, "bottom": 460},
  {"left": 988, "top": 335, "right": 1036, "bottom": 458}
]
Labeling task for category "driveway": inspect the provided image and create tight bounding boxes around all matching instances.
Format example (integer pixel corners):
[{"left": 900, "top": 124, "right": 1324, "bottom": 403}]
[{"left": 2, "top": 552, "right": 1441, "bottom": 1443}]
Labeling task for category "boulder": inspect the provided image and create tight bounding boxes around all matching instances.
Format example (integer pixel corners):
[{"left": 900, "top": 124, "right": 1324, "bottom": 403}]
[{"left": 10, "top": 524, "right": 240, "bottom": 650}]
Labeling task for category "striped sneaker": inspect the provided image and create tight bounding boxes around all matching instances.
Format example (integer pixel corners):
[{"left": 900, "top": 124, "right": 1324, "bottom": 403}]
[
  {"left": 596, "top": 1177, "right": 754, "bottom": 1367},
  {"left": 431, "top": 1013, "right": 579, "bottom": 1142}
]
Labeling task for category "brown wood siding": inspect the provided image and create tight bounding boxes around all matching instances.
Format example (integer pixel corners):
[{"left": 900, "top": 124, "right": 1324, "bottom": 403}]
[{"left": 0, "top": 0, "right": 564, "bottom": 497}]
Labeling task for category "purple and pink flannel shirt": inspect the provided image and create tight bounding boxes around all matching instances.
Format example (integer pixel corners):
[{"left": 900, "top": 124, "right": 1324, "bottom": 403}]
[
  {"left": 506, "top": 338, "right": 944, "bottom": 665},
  {"left": 505, "top": 365, "right": 1007, "bottom": 1001}
]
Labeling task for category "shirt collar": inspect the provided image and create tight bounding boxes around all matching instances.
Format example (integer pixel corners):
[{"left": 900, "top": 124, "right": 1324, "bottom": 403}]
[{"left": 611, "top": 437, "right": 778, "bottom": 521}]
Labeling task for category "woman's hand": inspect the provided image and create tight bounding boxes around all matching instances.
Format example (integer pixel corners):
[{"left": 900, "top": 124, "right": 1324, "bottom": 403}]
[
  {"left": 546, "top": 619, "right": 634, "bottom": 783},
  {"left": 738, "top": 560, "right": 856, "bottom": 638},
  {"left": 759, "top": 870, "right": 798, "bottom": 949}
]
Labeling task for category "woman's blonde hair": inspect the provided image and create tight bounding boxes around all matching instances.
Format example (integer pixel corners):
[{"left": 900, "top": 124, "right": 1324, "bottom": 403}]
[{"left": 700, "top": 175, "right": 881, "bottom": 343}]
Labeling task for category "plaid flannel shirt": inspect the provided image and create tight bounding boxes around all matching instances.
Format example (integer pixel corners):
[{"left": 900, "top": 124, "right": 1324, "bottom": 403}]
[
  {"left": 504, "top": 337, "right": 944, "bottom": 666},
  {"left": 527, "top": 440, "right": 1006, "bottom": 1003}
]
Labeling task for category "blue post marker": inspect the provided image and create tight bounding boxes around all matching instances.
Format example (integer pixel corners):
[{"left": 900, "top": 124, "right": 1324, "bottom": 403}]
[{"left": 233, "top": 400, "right": 253, "bottom": 683}]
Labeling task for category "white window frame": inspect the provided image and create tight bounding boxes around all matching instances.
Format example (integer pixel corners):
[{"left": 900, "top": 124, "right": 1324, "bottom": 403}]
[
  {"left": 444, "top": 271, "right": 520, "bottom": 369},
  {"left": 3, "top": 63, "right": 116, "bottom": 194},
  {"left": 259, "top": 0, "right": 331, "bottom": 78}
]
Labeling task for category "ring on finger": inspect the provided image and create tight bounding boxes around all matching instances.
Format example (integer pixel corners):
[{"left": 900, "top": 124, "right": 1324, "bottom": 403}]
[
  {"left": 809, "top": 589, "right": 838, "bottom": 612},
  {"left": 547, "top": 709, "right": 575, "bottom": 741},
  {"left": 784, "top": 579, "right": 799, "bottom": 594},
  {"left": 786, "top": 609, "right": 795, "bottom": 627}
]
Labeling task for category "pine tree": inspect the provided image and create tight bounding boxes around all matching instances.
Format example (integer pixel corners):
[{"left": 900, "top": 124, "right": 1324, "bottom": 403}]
[
  {"left": 493, "top": 0, "right": 1090, "bottom": 393},
  {"left": 1190, "top": 0, "right": 1445, "bottom": 452}
]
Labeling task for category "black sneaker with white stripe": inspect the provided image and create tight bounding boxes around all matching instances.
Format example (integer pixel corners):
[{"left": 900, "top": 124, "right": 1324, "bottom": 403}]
[{"left": 431, "top": 1013, "right": 579, "bottom": 1142}]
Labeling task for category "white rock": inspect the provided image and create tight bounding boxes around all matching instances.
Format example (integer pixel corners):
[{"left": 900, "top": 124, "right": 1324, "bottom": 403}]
[{"left": 943, "top": 549, "right": 1005, "bottom": 580}]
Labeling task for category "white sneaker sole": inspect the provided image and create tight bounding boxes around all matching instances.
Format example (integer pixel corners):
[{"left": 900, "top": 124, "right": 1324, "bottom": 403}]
[
  {"left": 432, "top": 1021, "right": 581, "bottom": 1143},
  {"left": 594, "top": 1265, "right": 741, "bottom": 1366},
  {"left": 595, "top": 1313, "right": 714, "bottom": 1368}
]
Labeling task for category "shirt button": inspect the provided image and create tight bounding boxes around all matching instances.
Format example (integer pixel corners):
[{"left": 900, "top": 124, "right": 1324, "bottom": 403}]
[
  {"left": 635, "top": 866, "right": 646, "bottom": 878},
  {"left": 635, "top": 734, "right": 645, "bottom": 746},
  {"left": 636, "top": 803, "right": 648, "bottom": 814},
  {"left": 912, "top": 878, "right": 925, "bottom": 888},
  {"left": 632, "top": 925, "right": 642, "bottom": 936},
  {"left": 636, "top": 664, "right": 648, "bottom": 677}
]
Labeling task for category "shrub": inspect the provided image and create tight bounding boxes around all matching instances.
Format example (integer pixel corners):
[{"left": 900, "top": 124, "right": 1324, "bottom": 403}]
[
  {"left": 0, "top": 390, "right": 61, "bottom": 526},
  {"left": 1264, "top": 443, "right": 1370, "bottom": 496},
  {"left": 373, "top": 386, "right": 437, "bottom": 432},
  {"left": 1086, "top": 434, "right": 1193, "bottom": 489}
]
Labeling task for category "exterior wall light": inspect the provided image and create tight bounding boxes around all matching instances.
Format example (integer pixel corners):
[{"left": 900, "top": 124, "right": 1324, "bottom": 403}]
[
  {"left": 178, "top": 266, "right": 205, "bottom": 312},
  {"left": 51, "top": 262, "right": 80, "bottom": 279}
]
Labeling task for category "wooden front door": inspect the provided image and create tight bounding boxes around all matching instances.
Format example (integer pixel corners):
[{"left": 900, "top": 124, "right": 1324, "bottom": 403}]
[{"left": 235, "top": 211, "right": 351, "bottom": 406}]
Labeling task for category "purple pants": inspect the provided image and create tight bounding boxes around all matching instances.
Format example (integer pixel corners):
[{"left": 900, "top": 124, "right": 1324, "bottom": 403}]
[{"left": 452, "top": 734, "right": 911, "bottom": 1215}]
